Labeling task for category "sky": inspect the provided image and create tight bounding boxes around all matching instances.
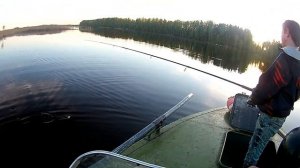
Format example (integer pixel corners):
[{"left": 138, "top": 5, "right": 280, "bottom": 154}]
[{"left": 0, "top": 0, "right": 300, "bottom": 43}]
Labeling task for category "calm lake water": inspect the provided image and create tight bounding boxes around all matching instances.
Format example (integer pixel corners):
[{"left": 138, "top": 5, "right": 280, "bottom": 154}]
[{"left": 0, "top": 30, "right": 299, "bottom": 167}]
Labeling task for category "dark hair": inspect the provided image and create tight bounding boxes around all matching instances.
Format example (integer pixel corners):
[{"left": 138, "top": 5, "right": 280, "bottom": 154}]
[{"left": 284, "top": 20, "right": 300, "bottom": 47}]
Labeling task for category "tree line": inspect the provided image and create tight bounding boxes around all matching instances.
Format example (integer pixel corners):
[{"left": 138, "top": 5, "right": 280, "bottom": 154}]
[{"left": 80, "top": 18, "right": 280, "bottom": 72}]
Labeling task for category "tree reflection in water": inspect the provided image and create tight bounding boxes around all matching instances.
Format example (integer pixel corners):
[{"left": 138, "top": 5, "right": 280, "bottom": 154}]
[{"left": 80, "top": 27, "right": 280, "bottom": 73}]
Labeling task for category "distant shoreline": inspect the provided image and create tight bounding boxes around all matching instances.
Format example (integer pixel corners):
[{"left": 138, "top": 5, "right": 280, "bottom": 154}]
[{"left": 0, "top": 25, "right": 78, "bottom": 40}]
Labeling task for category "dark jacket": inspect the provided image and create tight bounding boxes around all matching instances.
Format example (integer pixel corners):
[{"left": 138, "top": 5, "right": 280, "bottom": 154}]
[{"left": 251, "top": 48, "right": 300, "bottom": 117}]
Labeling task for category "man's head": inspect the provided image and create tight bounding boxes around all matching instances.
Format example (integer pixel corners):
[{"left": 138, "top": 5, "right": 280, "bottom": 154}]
[{"left": 281, "top": 20, "right": 300, "bottom": 48}]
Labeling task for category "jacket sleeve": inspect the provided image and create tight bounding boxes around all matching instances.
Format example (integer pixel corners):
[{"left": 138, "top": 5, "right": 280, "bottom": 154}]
[{"left": 251, "top": 53, "right": 291, "bottom": 105}]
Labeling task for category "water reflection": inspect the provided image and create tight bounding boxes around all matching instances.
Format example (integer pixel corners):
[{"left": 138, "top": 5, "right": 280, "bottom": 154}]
[
  {"left": 80, "top": 28, "right": 279, "bottom": 73},
  {"left": 0, "top": 38, "right": 4, "bottom": 49},
  {"left": 0, "top": 78, "right": 74, "bottom": 167},
  {"left": 0, "top": 80, "right": 64, "bottom": 123}
]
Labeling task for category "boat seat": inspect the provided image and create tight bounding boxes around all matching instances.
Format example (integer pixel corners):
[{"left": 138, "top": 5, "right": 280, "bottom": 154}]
[{"left": 219, "top": 130, "right": 277, "bottom": 168}]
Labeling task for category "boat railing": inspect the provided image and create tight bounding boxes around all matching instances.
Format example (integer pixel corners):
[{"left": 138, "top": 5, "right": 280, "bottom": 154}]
[
  {"left": 278, "top": 129, "right": 286, "bottom": 138},
  {"left": 69, "top": 150, "right": 165, "bottom": 168}
]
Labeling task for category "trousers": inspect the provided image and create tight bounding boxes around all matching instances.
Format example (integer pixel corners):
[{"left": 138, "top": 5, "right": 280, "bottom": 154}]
[{"left": 243, "top": 112, "right": 286, "bottom": 167}]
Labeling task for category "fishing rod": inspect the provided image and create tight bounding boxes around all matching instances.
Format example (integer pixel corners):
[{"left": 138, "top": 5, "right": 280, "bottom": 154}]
[
  {"left": 112, "top": 93, "right": 193, "bottom": 154},
  {"left": 87, "top": 40, "right": 287, "bottom": 137},
  {"left": 87, "top": 40, "right": 253, "bottom": 91}
]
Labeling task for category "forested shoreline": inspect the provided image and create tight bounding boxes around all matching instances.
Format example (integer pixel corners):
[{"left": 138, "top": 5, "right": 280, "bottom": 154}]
[
  {"left": 80, "top": 18, "right": 280, "bottom": 72},
  {"left": 0, "top": 25, "right": 74, "bottom": 40}
]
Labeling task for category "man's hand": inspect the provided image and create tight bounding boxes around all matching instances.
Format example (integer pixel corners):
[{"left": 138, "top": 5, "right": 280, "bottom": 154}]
[{"left": 247, "top": 97, "right": 256, "bottom": 107}]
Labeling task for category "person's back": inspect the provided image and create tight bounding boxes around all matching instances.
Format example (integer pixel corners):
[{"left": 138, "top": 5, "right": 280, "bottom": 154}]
[
  {"left": 284, "top": 50, "right": 300, "bottom": 101},
  {"left": 252, "top": 49, "right": 300, "bottom": 117}
]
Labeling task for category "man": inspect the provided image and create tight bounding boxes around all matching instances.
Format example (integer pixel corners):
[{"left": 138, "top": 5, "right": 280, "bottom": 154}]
[{"left": 243, "top": 20, "right": 300, "bottom": 168}]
